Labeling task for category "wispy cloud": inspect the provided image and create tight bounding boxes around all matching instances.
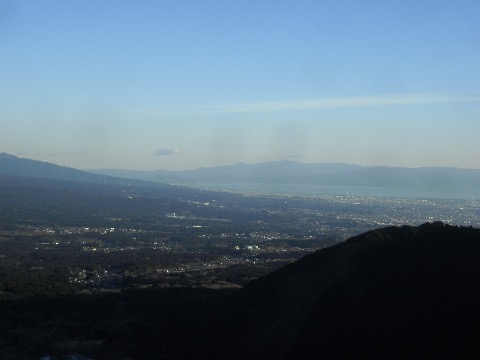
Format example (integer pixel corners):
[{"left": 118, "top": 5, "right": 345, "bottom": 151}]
[
  {"left": 202, "top": 94, "right": 480, "bottom": 113},
  {"left": 151, "top": 147, "right": 182, "bottom": 156},
  {"left": 145, "top": 94, "right": 480, "bottom": 116}
]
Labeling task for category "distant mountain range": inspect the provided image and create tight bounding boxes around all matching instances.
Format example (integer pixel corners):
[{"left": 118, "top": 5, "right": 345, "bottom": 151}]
[
  {"left": 2, "top": 153, "right": 479, "bottom": 199},
  {"left": 88, "top": 161, "right": 363, "bottom": 183},
  {"left": 89, "top": 159, "right": 480, "bottom": 199}
]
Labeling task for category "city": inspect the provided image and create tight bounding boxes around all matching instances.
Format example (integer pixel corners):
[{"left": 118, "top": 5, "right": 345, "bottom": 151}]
[{"left": 1, "top": 190, "right": 478, "bottom": 299}]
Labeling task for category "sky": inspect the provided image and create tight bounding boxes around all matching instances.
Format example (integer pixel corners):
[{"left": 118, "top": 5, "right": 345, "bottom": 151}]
[{"left": 1, "top": 0, "right": 479, "bottom": 170}]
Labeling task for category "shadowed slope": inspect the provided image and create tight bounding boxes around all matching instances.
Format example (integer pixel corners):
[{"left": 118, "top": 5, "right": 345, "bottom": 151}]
[{"left": 211, "top": 222, "right": 480, "bottom": 359}]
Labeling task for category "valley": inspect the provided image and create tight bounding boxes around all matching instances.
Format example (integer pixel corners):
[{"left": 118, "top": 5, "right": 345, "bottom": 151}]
[
  {"left": 0, "top": 186, "right": 478, "bottom": 299},
  {"left": 0, "top": 154, "right": 479, "bottom": 359}
]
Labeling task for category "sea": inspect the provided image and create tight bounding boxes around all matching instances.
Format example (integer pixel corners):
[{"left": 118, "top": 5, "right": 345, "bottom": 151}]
[{"left": 189, "top": 182, "right": 479, "bottom": 201}]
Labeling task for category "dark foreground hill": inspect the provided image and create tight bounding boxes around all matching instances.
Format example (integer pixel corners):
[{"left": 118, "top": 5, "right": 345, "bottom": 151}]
[
  {"left": 1, "top": 223, "right": 480, "bottom": 359},
  {"left": 210, "top": 222, "right": 480, "bottom": 359}
]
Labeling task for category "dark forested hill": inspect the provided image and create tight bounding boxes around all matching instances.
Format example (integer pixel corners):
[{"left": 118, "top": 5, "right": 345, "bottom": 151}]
[
  {"left": 1, "top": 223, "right": 479, "bottom": 359},
  {"left": 211, "top": 222, "right": 480, "bottom": 359}
]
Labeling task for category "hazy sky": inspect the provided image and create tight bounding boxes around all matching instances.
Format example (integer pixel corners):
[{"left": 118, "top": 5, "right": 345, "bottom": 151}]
[{"left": 1, "top": 1, "right": 479, "bottom": 170}]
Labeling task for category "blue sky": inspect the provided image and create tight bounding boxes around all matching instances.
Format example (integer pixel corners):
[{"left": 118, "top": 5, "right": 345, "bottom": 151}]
[{"left": 1, "top": 0, "right": 479, "bottom": 170}]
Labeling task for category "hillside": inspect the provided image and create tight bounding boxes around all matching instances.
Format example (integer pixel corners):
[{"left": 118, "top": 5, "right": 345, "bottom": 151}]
[
  {"left": 0, "top": 153, "right": 111, "bottom": 183},
  {"left": 211, "top": 222, "right": 480, "bottom": 359},
  {"left": 0, "top": 153, "right": 232, "bottom": 203},
  {"left": 1, "top": 223, "right": 479, "bottom": 359}
]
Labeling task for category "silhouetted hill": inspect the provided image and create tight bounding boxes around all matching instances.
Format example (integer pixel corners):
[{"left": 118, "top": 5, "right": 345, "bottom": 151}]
[
  {"left": 1, "top": 222, "right": 479, "bottom": 359},
  {"left": 211, "top": 222, "right": 480, "bottom": 359}
]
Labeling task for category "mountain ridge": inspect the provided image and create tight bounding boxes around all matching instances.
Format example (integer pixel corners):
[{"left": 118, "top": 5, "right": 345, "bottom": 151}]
[
  {"left": 88, "top": 159, "right": 480, "bottom": 179},
  {"left": 88, "top": 159, "right": 480, "bottom": 199},
  {"left": 2, "top": 152, "right": 478, "bottom": 199}
]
